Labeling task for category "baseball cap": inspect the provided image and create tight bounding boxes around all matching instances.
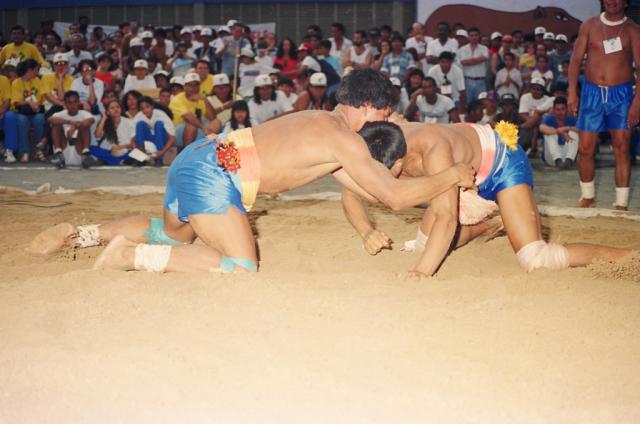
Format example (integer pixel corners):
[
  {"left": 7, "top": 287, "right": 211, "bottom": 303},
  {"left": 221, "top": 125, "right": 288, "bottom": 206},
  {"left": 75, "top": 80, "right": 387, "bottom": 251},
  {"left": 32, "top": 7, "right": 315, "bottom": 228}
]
[
  {"left": 213, "top": 73, "right": 230, "bottom": 85},
  {"left": 309, "top": 72, "right": 327, "bottom": 87},
  {"left": 478, "top": 91, "right": 488, "bottom": 100},
  {"left": 193, "top": 25, "right": 203, "bottom": 32},
  {"left": 543, "top": 32, "right": 555, "bottom": 40},
  {"left": 368, "top": 28, "right": 381, "bottom": 37},
  {"left": 180, "top": 27, "right": 192, "bottom": 35},
  {"left": 491, "top": 32, "right": 502, "bottom": 40},
  {"left": 134, "top": 59, "right": 148, "bottom": 69},
  {"left": 555, "top": 34, "right": 568, "bottom": 43},
  {"left": 226, "top": 19, "right": 238, "bottom": 27},
  {"left": 534, "top": 26, "right": 546, "bottom": 35},
  {"left": 254, "top": 74, "right": 273, "bottom": 87},
  {"left": 530, "top": 76, "right": 546, "bottom": 87},
  {"left": 389, "top": 77, "right": 401, "bottom": 87},
  {"left": 455, "top": 29, "right": 469, "bottom": 38},
  {"left": 184, "top": 72, "right": 201, "bottom": 84},
  {"left": 240, "top": 47, "right": 255, "bottom": 58},
  {"left": 297, "top": 42, "right": 313, "bottom": 52},
  {"left": 170, "top": 76, "right": 184, "bottom": 86},
  {"left": 53, "top": 52, "right": 68, "bottom": 63},
  {"left": 499, "top": 93, "right": 517, "bottom": 104},
  {"left": 141, "top": 31, "right": 153, "bottom": 39},
  {"left": 200, "top": 27, "right": 213, "bottom": 37},
  {"left": 154, "top": 70, "right": 169, "bottom": 78},
  {"left": 129, "top": 37, "right": 143, "bottom": 47}
]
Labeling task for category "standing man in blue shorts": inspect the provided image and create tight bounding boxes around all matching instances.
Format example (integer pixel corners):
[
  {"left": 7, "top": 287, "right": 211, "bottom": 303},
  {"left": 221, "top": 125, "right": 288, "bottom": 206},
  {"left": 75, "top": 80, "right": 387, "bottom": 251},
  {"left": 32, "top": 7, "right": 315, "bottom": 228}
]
[{"left": 568, "top": 0, "right": 640, "bottom": 210}]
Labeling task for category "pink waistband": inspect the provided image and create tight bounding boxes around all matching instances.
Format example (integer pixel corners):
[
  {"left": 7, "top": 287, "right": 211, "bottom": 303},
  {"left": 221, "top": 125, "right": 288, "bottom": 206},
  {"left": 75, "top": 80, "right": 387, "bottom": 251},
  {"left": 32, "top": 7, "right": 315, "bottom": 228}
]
[{"left": 456, "top": 123, "right": 496, "bottom": 185}]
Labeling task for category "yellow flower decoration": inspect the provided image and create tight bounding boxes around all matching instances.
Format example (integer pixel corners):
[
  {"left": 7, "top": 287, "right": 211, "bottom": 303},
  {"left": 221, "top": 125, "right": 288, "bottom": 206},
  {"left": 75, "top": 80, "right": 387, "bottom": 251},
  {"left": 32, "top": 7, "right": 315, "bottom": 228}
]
[{"left": 494, "top": 120, "right": 519, "bottom": 151}]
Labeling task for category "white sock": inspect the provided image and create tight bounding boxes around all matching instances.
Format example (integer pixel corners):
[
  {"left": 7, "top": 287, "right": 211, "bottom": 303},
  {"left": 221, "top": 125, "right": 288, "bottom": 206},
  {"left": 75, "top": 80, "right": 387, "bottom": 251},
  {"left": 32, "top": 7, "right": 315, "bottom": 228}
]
[
  {"left": 415, "top": 228, "right": 428, "bottom": 250},
  {"left": 54, "top": 148, "right": 62, "bottom": 154},
  {"left": 82, "top": 148, "right": 90, "bottom": 154},
  {"left": 615, "top": 187, "right": 630, "bottom": 207},
  {"left": 579, "top": 181, "right": 595, "bottom": 200},
  {"left": 134, "top": 244, "right": 172, "bottom": 273},
  {"left": 76, "top": 224, "right": 102, "bottom": 247}
]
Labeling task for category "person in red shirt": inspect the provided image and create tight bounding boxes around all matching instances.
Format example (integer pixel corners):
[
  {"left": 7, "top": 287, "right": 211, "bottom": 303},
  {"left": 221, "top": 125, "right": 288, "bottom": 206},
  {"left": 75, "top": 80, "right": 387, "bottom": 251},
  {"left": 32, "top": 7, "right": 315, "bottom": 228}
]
[
  {"left": 95, "top": 53, "right": 114, "bottom": 90},
  {"left": 273, "top": 38, "right": 299, "bottom": 74}
]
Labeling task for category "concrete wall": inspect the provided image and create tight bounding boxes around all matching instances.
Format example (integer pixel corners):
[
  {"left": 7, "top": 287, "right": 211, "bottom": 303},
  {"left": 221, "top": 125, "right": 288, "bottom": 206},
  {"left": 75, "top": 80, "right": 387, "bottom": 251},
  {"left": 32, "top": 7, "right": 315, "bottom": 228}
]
[{"left": 1, "top": 2, "right": 416, "bottom": 41}]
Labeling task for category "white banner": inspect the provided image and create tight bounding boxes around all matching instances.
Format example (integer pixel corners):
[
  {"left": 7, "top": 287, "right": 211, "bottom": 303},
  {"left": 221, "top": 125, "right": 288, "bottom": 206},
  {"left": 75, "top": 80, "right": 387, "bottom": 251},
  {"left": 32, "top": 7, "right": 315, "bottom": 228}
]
[
  {"left": 53, "top": 22, "right": 119, "bottom": 39},
  {"left": 417, "top": 0, "right": 600, "bottom": 26}
]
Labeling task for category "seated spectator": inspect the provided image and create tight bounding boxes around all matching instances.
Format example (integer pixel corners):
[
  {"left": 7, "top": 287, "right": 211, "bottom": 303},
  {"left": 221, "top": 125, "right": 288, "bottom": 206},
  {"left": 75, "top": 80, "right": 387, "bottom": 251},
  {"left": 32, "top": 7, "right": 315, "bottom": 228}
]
[
  {"left": 122, "top": 90, "right": 142, "bottom": 119},
  {"left": 373, "top": 39, "right": 391, "bottom": 72},
  {"left": 169, "top": 72, "right": 206, "bottom": 146},
  {"left": 519, "top": 43, "right": 536, "bottom": 86},
  {"left": 0, "top": 25, "right": 47, "bottom": 68},
  {"left": 478, "top": 90, "right": 498, "bottom": 124},
  {"left": 281, "top": 43, "right": 321, "bottom": 81},
  {"left": 65, "top": 33, "right": 92, "bottom": 74},
  {"left": 193, "top": 28, "right": 217, "bottom": 67},
  {"left": 343, "top": 30, "right": 372, "bottom": 70},
  {"left": 518, "top": 77, "right": 553, "bottom": 154},
  {"left": 494, "top": 52, "right": 522, "bottom": 100},
  {"left": 48, "top": 90, "right": 96, "bottom": 168},
  {"left": 91, "top": 99, "right": 135, "bottom": 165},
  {"left": 71, "top": 59, "right": 104, "bottom": 116},
  {"left": 494, "top": 93, "right": 519, "bottom": 126},
  {"left": 0, "top": 71, "right": 18, "bottom": 163},
  {"left": 381, "top": 35, "right": 414, "bottom": 81},
  {"left": 95, "top": 53, "right": 115, "bottom": 90},
  {"left": 40, "top": 53, "right": 74, "bottom": 160},
  {"left": 273, "top": 38, "right": 299, "bottom": 74},
  {"left": 237, "top": 47, "right": 271, "bottom": 98},
  {"left": 222, "top": 100, "right": 252, "bottom": 133},
  {"left": 293, "top": 72, "right": 332, "bottom": 111},
  {"left": 531, "top": 55, "right": 553, "bottom": 91},
  {"left": 427, "top": 51, "right": 466, "bottom": 112},
  {"left": 10, "top": 59, "right": 45, "bottom": 163},
  {"left": 276, "top": 77, "right": 298, "bottom": 108},
  {"left": 464, "top": 100, "right": 484, "bottom": 123},
  {"left": 158, "top": 87, "right": 172, "bottom": 108},
  {"left": 167, "top": 42, "right": 194, "bottom": 78},
  {"left": 255, "top": 39, "right": 275, "bottom": 69},
  {"left": 123, "top": 59, "right": 157, "bottom": 94},
  {"left": 169, "top": 76, "right": 184, "bottom": 97},
  {"left": 248, "top": 74, "right": 292, "bottom": 126},
  {"left": 132, "top": 96, "right": 175, "bottom": 163},
  {"left": 405, "top": 76, "right": 459, "bottom": 123},
  {"left": 195, "top": 59, "right": 213, "bottom": 98},
  {"left": 315, "top": 39, "right": 340, "bottom": 76},
  {"left": 205, "top": 73, "right": 242, "bottom": 134},
  {"left": 153, "top": 70, "right": 170, "bottom": 90},
  {"left": 539, "top": 96, "right": 578, "bottom": 168},
  {"left": 400, "top": 68, "right": 424, "bottom": 113}
]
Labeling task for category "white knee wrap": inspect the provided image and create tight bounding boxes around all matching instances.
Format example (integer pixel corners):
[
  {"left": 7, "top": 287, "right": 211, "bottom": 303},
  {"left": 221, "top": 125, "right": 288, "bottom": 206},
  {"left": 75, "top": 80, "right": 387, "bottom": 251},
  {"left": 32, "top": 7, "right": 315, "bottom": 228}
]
[
  {"left": 76, "top": 224, "right": 102, "bottom": 247},
  {"left": 134, "top": 244, "right": 172, "bottom": 273},
  {"left": 516, "top": 240, "right": 570, "bottom": 272}
]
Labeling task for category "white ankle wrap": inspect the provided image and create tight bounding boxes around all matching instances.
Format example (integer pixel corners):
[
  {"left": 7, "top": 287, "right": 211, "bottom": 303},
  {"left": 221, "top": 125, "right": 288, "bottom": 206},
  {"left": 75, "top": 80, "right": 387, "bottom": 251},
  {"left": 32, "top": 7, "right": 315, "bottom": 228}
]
[
  {"left": 516, "top": 240, "right": 570, "bottom": 272},
  {"left": 76, "top": 225, "right": 101, "bottom": 247},
  {"left": 615, "top": 187, "right": 630, "bottom": 207},
  {"left": 402, "top": 228, "right": 428, "bottom": 252},
  {"left": 579, "top": 181, "right": 595, "bottom": 200},
  {"left": 134, "top": 244, "right": 172, "bottom": 273}
]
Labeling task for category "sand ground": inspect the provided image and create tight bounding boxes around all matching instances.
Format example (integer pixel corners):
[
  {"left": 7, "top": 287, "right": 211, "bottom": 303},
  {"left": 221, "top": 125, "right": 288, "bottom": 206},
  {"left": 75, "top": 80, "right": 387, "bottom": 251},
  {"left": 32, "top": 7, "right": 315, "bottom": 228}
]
[{"left": 0, "top": 187, "right": 639, "bottom": 423}]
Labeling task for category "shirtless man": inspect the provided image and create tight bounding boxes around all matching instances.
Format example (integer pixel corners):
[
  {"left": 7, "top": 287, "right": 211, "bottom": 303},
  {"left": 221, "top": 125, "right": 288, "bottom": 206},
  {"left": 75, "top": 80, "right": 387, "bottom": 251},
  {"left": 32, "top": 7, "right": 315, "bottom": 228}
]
[
  {"left": 30, "top": 69, "right": 475, "bottom": 274},
  {"left": 343, "top": 122, "right": 633, "bottom": 277},
  {"left": 568, "top": 0, "right": 640, "bottom": 210}
]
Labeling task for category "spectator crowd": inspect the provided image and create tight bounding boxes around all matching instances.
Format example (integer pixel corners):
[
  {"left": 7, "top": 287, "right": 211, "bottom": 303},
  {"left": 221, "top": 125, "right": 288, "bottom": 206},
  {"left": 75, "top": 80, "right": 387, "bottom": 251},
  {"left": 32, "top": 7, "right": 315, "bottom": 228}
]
[{"left": 0, "top": 17, "right": 592, "bottom": 168}]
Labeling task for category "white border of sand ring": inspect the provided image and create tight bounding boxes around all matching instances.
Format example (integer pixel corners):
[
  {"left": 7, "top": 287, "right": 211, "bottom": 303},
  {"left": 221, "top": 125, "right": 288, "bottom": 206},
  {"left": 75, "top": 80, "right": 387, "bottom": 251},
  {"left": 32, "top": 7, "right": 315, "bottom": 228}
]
[{"left": 2, "top": 184, "right": 640, "bottom": 222}]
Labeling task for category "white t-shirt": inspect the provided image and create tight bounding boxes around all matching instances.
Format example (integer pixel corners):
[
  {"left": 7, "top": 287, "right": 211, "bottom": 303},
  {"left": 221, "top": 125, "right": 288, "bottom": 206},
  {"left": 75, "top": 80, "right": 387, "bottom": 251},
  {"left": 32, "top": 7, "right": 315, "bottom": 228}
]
[
  {"left": 397, "top": 87, "right": 410, "bottom": 114},
  {"left": 532, "top": 69, "right": 554, "bottom": 90},
  {"left": 52, "top": 109, "right": 96, "bottom": 136},
  {"left": 301, "top": 55, "right": 322, "bottom": 73},
  {"left": 132, "top": 109, "right": 176, "bottom": 136},
  {"left": 123, "top": 74, "right": 157, "bottom": 94},
  {"left": 238, "top": 62, "right": 278, "bottom": 98},
  {"left": 416, "top": 94, "right": 455, "bottom": 123},
  {"left": 99, "top": 116, "right": 135, "bottom": 149},
  {"left": 428, "top": 64, "right": 465, "bottom": 101},
  {"left": 426, "top": 38, "right": 459, "bottom": 59},
  {"left": 329, "top": 37, "right": 353, "bottom": 63},
  {"left": 248, "top": 90, "right": 293, "bottom": 126},
  {"left": 70, "top": 77, "right": 105, "bottom": 113},
  {"left": 347, "top": 46, "right": 371, "bottom": 66},
  {"left": 495, "top": 67, "right": 523, "bottom": 100},
  {"left": 66, "top": 50, "right": 93, "bottom": 72},
  {"left": 277, "top": 90, "right": 298, "bottom": 109},
  {"left": 519, "top": 93, "right": 553, "bottom": 116},
  {"left": 457, "top": 44, "right": 489, "bottom": 78},
  {"left": 405, "top": 36, "right": 433, "bottom": 57},
  {"left": 222, "top": 122, "right": 247, "bottom": 133},
  {"left": 256, "top": 54, "right": 274, "bottom": 69}
]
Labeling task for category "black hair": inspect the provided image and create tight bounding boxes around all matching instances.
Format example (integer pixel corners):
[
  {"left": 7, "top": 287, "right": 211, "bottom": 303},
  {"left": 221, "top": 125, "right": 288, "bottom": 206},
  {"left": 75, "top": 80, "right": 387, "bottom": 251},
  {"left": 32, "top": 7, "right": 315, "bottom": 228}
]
[
  {"left": 122, "top": 90, "right": 142, "bottom": 112},
  {"left": 63, "top": 90, "right": 79, "bottom": 101},
  {"left": 504, "top": 52, "right": 516, "bottom": 60},
  {"left": 423, "top": 76, "right": 437, "bottom": 86},
  {"left": 76, "top": 58, "right": 97, "bottom": 75},
  {"left": 331, "top": 22, "right": 346, "bottom": 34},
  {"left": 437, "top": 22, "right": 450, "bottom": 30},
  {"left": 138, "top": 95, "right": 173, "bottom": 120},
  {"left": 154, "top": 28, "right": 166, "bottom": 38},
  {"left": 276, "top": 37, "right": 298, "bottom": 60},
  {"left": 16, "top": 58, "right": 39, "bottom": 77},
  {"left": 160, "top": 87, "right": 172, "bottom": 95},
  {"left": 380, "top": 24, "right": 393, "bottom": 33},
  {"left": 307, "top": 24, "right": 322, "bottom": 37},
  {"left": 229, "top": 100, "right": 251, "bottom": 130},
  {"left": 467, "top": 27, "right": 480, "bottom": 35},
  {"left": 103, "top": 99, "right": 123, "bottom": 143},
  {"left": 405, "top": 67, "right": 424, "bottom": 96},
  {"left": 358, "top": 121, "right": 406, "bottom": 169},
  {"left": 466, "top": 99, "right": 483, "bottom": 116},
  {"left": 336, "top": 68, "right": 398, "bottom": 109},
  {"left": 253, "top": 85, "right": 276, "bottom": 104},
  {"left": 354, "top": 30, "right": 367, "bottom": 39},
  {"left": 438, "top": 51, "right": 455, "bottom": 62},
  {"left": 11, "top": 25, "right": 25, "bottom": 34},
  {"left": 391, "top": 34, "right": 404, "bottom": 44},
  {"left": 319, "top": 39, "right": 332, "bottom": 50},
  {"left": 553, "top": 96, "right": 568, "bottom": 106},
  {"left": 277, "top": 77, "right": 294, "bottom": 87}
]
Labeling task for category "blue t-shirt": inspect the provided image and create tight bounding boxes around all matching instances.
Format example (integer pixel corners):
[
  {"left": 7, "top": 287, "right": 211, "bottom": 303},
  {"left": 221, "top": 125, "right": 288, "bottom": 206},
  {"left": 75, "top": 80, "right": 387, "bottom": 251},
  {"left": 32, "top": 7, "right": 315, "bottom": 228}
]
[{"left": 542, "top": 114, "right": 577, "bottom": 145}]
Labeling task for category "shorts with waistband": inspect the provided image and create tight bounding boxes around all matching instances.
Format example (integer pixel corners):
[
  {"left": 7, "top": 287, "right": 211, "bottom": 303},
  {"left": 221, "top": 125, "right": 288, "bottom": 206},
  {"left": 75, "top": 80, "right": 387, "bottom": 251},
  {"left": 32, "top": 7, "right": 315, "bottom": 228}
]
[
  {"left": 163, "top": 128, "right": 261, "bottom": 222},
  {"left": 577, "top": 80, "right": 632, "bottom": 133}
]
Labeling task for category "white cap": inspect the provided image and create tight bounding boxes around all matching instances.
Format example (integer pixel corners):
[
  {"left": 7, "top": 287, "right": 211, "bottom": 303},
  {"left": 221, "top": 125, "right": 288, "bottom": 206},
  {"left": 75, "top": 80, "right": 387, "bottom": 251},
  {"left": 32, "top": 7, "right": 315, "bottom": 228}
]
[
  {"left": 478, "top": 91, "right": 488, "bottom": 100},
  {"left": 193, "top": 25, "right": 203, "bottom": 32},
  {"left": 543, "top": 32, "right": 555, "bottom": 40},
  {"left": 53, "top": 52, "right": 68, "bottom": 63},
  {"left": 389, "top": 77, "right": 401, "bottom": 87},
  {"left": 141, "top": 31, "right": 153, "bottom": 39},
  {"left": 490, "top": 32, "right": 502, "bottom": 40},
  {"left": 531, "top": 77, "right": 546, "bottom": 87},
  {"left": 240, "top": 47, "right": 255, "bottom": 58},
  {"left": 184, "top": 72, "right": 200, "bottom": 84},
  {"left": 226, "top": 19, "right": 238, "bottom": 28},
  {"left": 555, "top": 34, "right": 568, "bottom": 43},
  {"left": 213, "top": 73, "right": 230, "bottom": 85},
  {"left": 200, "top": 28, "right": 213, "bottom": 37},
  {"left": 534, "top": 26, "right": 546, "bottom": 35},
  {"left": 180, "top": 27, "right": 192, "bottom": 35},
  {"left": 154, "top": 70, "right": 169, "bottom": 77},
  {"left": 170, "top": 76, "right": 184, "bottom": 85},
  {"left": 129, "top": 37, "right": 143, "bottom": 47},
  {"left": 309, "top": 72, "right": 327, "bottom": 86},
  {"left": 455, "top": 29, "right": 469, "bottom": 38},
  {"left": 254, "top": 74, "right": 273, "bottom": 87},
  {"left": 134, "top": 59, "right": 148, "bottom": 69}
]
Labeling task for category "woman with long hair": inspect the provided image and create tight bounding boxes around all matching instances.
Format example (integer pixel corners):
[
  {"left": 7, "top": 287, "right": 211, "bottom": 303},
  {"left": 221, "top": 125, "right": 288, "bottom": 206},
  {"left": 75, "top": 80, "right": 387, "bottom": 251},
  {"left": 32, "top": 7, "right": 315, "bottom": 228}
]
[
  {"left": 222, "top": 100, "right": 252, "bottom": 133},
  {"left": 273, "top": 38, "right": 299, "bottom": 74},
  {"left": 293, "top": 72, "right": 332, "bottom": 112},
  {"left": 91, "top": 99, "right": 135, "bottom": 165},
  {"left": 122, "top": 90, "right": 142, "bottom": 119}
]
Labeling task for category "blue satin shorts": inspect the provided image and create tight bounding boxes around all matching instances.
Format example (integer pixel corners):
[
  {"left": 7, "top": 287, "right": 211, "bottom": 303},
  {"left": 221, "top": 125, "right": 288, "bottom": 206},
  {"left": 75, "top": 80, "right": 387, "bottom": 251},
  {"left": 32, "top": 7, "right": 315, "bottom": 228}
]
[{"left": 577, "top": 80, "right": 632, "bottom": 133}]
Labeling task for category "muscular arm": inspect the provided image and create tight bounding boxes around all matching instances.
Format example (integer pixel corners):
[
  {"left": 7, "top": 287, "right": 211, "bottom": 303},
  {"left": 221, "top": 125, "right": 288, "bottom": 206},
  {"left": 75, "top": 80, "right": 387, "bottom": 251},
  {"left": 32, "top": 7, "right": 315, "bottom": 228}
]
[
  {"left": 413, "top": 142, "right": 459, "bottom": 276},
  {"left": 340, "top": 185, "right": 392, "bottom": 255}
]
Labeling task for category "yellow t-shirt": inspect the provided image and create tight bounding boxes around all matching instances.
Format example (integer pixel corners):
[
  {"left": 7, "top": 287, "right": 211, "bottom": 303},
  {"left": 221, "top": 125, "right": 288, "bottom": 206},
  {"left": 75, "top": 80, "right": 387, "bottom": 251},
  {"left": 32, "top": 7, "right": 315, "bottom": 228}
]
[
  {"left": 169, "top": 92, "right": 201, "bottom": 125},
  {"left": 11, "top": 77, "right": 44, "bottom": 109},
  {"left": 0, "top": 75, "right": 10, "bottom": 104},
  {"left": 41, "top": 72, "right": 73, "bottom": 97},
  {"left": 0, "top": 42, "right": 46, "bottom": 66},
  {"left": 198, "top": 74, "right": 214, "bottom": 113},
  {"left": 206, "top": 93, "right": 243, "bottom": 124}
]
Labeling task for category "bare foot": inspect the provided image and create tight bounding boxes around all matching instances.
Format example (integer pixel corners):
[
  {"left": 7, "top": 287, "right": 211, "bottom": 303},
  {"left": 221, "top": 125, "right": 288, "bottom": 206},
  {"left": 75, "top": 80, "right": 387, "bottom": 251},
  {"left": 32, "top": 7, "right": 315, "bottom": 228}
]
[
  {"left": 614, "top": 205, "right": 628, "bottom": 211},
  {"left": 27, "top": 223, "right": 77, "bottom": 256},
  {"left": 578, "top": 198, "right": 596, "bottom": 208},
  {"left": 93, "top": 235, "right": 136, "bottom": 271}
]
